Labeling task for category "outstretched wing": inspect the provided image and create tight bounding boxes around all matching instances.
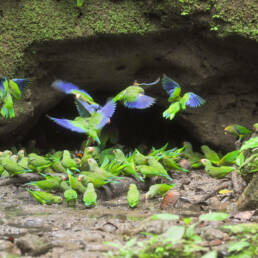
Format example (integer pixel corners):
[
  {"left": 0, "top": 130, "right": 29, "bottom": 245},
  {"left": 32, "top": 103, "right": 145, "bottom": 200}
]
[
  {"left": 97, "top": 99, "right": 116, "bottom": 129},
  {"left": 47, "top": 116, "right": 85, "bottom": 133},
  {"left": 125, "top": 95, "right": 155, "bottom": 109},
  {"left": 184, "top": 92, "right": 205, "bottom": 108},
  {"left": 162, "top": 74, "right": 181, "bottom": 96},
  {"left": 75, "top": 99, "right": 97, "bottom": 117},
  {"left": 51, "top": 80, "right": 93, "bottom": 100}
]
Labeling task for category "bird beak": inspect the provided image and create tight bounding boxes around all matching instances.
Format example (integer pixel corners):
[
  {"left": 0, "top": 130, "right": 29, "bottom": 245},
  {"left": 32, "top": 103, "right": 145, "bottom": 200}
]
[
  {"left": 75, "top": 93, "right": 81, "bottom": 99},
  {"left": 133, "top": 80, "right": 140, "bottom": 86},
  {"left": 108, "top": 119, "right": 111, "bottom": 124}
]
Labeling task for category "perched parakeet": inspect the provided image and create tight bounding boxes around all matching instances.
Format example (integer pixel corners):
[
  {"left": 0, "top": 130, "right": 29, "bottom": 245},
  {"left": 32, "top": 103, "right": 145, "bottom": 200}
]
[
  {"left": 113, "top": 78, "right": 160, "bottom": 109},
  {"left": 28, "top": 153, "right": 52, "bottom": 172},
  {"left": 68, "top": 173, "right": 86, "bottom": 193},
  {"left": 51, "top": 80, "right": 99, "bottom": 109},
  {"left": 27, "top": 176, "right": 62, "bottom": 192},
  {"left": 224, "top": 124, "right": 252, "bottom": 141},
  {"left": 59, "top": 180, "right": 70, "bottom": 191},
  {"left": 28, "top": 190, "right": 62, "bottom": 205},
  {"left": 217, "top": 150, "right": 240, "bottom": 166},
  {"left": 61, "top": 150, "right": 79, "bottom": 173},
  {"left": 132, "top": 149, "right": 148, "bottom": 165},
  {"left": 145, "top": 184, "right": 175, "bottom": 200},
  {"left": 48, "top": 99, "right": 116, "bottom": 144},
  {"left": 201, "top": 145, "right": 220, "bottom": 164},
  {"left": 127, "top": 184, "right": 140, "bottom": 208},
  {"left": 83, "top": 183, "right": 97, "bottom": 207},
  {"left": 162, "top": 75, "right": 205, "bottom": 120},
  {"left": 182, "top": 141, "right": 203, "bottom": 168},
  {"left": 161, "top": 156, "right": 187, "bottom": 172},
  {"left": 200, "top": 159, "right": 235, "bottom": 179},
  {"left": 64, "top": 188, "right": 78, "bottom": 206},
  {"left": 1, "top": 157, "right": 31, "bottom": 176},
  {"left": 136, "top": 165, "right": 171, "bottom": 180}
]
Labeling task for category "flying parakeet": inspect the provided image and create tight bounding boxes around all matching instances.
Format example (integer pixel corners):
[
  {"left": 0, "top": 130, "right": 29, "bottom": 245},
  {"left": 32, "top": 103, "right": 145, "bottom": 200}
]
[
  {"left": 162, "top": 75, "right": 205, "bottom": 120},
  {"left": 224, "top": 124, "right": 252, "bottom": 141},
  {"left": 200, "top": 159, "right": 235, "bottom": 179},
  {"left": 113, "top": 78, "right": 160, "bottom": 109},
  {"left": 127, "top": 184, "right": 140, "bottom": 208},
  {"left": 28, "top": 190, "right": 62, "bottom": 205},
  {"left": 145, "top": 184, "right": 175, "bottom": 200},
  {"left": 51, "top": 80, "right": 99, "bottom": 110},
  {"left": 83, "top": 183, "right": 97, "bottom": 208},
  {"left": 48, "top": 99, "right": 116, "bottom": 145}
]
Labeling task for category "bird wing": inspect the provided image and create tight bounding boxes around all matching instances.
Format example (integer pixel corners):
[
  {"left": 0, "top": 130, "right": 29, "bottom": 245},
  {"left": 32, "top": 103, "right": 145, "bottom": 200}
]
[
  {"left": 113, "top": 90, "right": 125, "bottom": 102},
  {"left": 47, "top": 116, "right": 85, "bottom": 133},
  {"left": 162, "top": 74, "right": 181, "bottom": 96},
  {"left": 97, "top": 99, "right": 116, "bottom": 129},
  {"left": 125, "top": 94, "right": 155, "bottom": 109},
  {"left": 12, "top": 78, "right": 32, "bottom": 91},
  {"left": 184, "top": 92, "right": 205, "bottom": 108},
  {"left": 51, "top": 80, "right": 93, "bottom": 100},
  {"left": 75, "top": 99, "right": 95, "bottom": 117}
]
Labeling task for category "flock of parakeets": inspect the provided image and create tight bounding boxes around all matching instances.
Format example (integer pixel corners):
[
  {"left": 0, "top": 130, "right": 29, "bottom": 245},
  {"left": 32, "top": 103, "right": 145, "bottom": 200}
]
[{"left": 0, "top": 123, "right": 256, "bottom": 208}]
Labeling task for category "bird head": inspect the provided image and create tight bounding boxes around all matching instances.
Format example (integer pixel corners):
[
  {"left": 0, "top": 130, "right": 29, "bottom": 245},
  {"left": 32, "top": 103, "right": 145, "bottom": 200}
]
[
  {"left": 133, "top": 80, "right": 140, "bottom": 86},
  {"left": 77, "top": 175, "right": 85, "bottom": 182},
  {"left": 200, "top": 159, "right": 210, "bottom": 166}
]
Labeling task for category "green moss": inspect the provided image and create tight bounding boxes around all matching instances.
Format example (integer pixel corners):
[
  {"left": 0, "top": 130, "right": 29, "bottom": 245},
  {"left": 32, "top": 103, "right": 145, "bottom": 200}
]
[{"left": 0, "top": 0, "right": 157, "bottom": 76}]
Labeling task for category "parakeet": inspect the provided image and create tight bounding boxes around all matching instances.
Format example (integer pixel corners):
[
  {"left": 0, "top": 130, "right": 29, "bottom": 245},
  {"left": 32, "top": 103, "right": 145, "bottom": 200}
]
[
  {"left": 77, "top": 0, "right": 86, "bottom": 8},
  {"left": 48, "top": 99, "right": 116, "bottom": 145},
  {"left": 136, "top": 165, "right": 172, "bottom": 180},
  {"left": 68, "top": 173, "right": 86, "bottom": 194},
  {"left": 78, "top": 172, "right": 116, "bottom": 188},
  {"left": 145, "top": 184, "right": 175, "bottom": 200},
  {"left": 200, "top": 159, "right": 235, "bottom": 178},
  {"left": 1, "top": 157, "right": 31, "bottom": 176},
  {"left": 51, "top": 80, "right": 99, "bottom": 109},
  {"left": 161, "top": 156, "right": 187, "bottom": 172},
  {"left": 113, "top": 78, "right": 160, "bottom": 109},
  {"left": 28, "top": 153, "right": 52, "bottom": 172},
  {"left": 83, "top": 183, "right": 97, "bottom": 207},
  {"left": 61, "top": 150, "right": 79, "bottom": 173},
  {"left": 27, "top": 176, "right": 62, "bottom": 192},
  {"left": 201, "top": 145, "right": 220, "bottom": 164},
  {"left": 132, "top": 149, "right": 148, "bottom": 165},
  {"left": 0, "top": 77, "right": 31, "bottom": 118},
  {"left": 28, "top": 190, "right": 62, "bottom": 205},
  {"left": 224, "top": 124, "right": 252, "bottom": 141},
  {"left": 162, "top": 75, "right": 205, "bottom": 120},
  {"left": 182, "top": 141, "right": 203, "bottom": 168},
  {"left": 127, "top": 184, "right": 140, "bottom": 208},
  {"left": 64, "top": 188, "right": 78, "bottom": 206}
]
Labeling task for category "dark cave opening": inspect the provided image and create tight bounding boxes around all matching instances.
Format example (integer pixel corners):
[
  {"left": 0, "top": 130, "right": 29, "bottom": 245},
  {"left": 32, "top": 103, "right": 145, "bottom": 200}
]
[{"left": 20, "top": 93, "right": 201, "bottom": 153}]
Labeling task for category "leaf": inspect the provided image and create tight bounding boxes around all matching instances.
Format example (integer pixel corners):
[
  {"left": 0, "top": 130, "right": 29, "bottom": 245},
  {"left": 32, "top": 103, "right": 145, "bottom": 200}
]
[
  {"left": 235, "top": 152, "right": 245, "bottom": 166},
  {"left": 125, "top": 237, "right": 137, "bottom": 248},
  {"left": 222, "top": 223, "right": 258, "bottom": 234},
  {"left": 228, "top": 241, "right": 249, "bottom": 253},
  {"left": 150, "top": 213, "right": 179, "bottom": 221},
  {"left": 199, "top": 212, "right": 229, "bottom": 221},
  {"left": 240, "top": 137, "right": 258, "bottom": 151},
  {"left": 162, "top": 225, "right": 185, "bottom": 243},
  {"left": 201, "top": 250, "right": 218, "bottom": 258}
]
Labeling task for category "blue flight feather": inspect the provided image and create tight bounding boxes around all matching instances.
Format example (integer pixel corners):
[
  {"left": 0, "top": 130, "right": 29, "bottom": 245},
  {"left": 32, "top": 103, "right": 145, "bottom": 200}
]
[
  {"left": 76, "top": 99, "right": 97, "bottom": 115},
  {"left": 51, "top": 80, "right": 92, "bottom": 98},
  {"left": 162, "top": 75, "right": 180, "bottom": 96},
  {"left": 185, "top": 92, "right": 205, "bottom": 108},
  {"left": 47, "top": 116, "right": 85, "bottom": 133},
  {"left": 125, "top": 95, "right": 155, "bottom": 109},
  {"left": 97, "top": 99, "right": 116, "bottom": 129}
]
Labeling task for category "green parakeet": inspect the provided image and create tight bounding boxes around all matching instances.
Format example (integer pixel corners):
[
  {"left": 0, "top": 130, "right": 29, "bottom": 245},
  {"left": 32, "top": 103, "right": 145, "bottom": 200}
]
[
  {"left": 127, "top": 184, "right": 140, "bottom": 208},
  {"left": 132, "top": 149, "right": 147, "bottom": 165},
  {"left": 200, "top": 159, "right": 235, "bottom": 178},
  {"left": 1, "top": 157, "right": 31, "bottom": 176},
  {"left": 68, "top": 173, "right": 86, "bottom": 193},
  {"left": 162, "top": 75, "right": 205, "bottom": 120},
  {"left": 136, "top": 165, "right": 171, "bottom": 180},
  {"left": 201, "top": 145, "right": 220, "bottom": 164},
  {"left": 64, "top": 188, "right": 78, "bottom": 206},
  {"left": 145, "top": 184, "right": 175, "bottom": 200},
  {"left": 83, "top": 183, "right": 97, "bottom": 208},
  {"left": 224, "top": 124, "right": 252, "bottom": 141},
  {"left": 61, "top": 150, "right": 79, "bottom": 173},
  {"left": 182, "top": 141, "right": 203, "bottom": 168},
  {"left": 28, "top": 190, "right": 62, "bottom": 205},
  {"left": 77, "top": 0, "right": 86, "bottom": 8},
  {"left": 28, "top": 176, "right": 62, "bottom": 192},
  {"left": 113, "top": 78, "right": 160, "bottom": 109},
  {"left": 28, "top": 153, "right": 52, "bottom": 172}
]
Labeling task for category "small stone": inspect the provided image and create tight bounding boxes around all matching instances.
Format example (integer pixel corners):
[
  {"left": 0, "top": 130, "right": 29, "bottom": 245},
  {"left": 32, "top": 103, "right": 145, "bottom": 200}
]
[
  {"left": 160, "top": 190, "right": 180, "bottom": 209},
  {"left": 203, "top": 228, "right": 228, "bottom": 241}
]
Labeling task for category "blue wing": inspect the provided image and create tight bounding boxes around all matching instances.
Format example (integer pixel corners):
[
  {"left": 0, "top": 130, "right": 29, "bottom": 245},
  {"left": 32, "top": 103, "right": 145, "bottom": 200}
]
[
  {"left": 138, "top": 77, "right": 160, "bottom": 86},
  {"left": 185, "top": 92, "right": 205, "bottom": 108},
  {"left": 162, "top": 75, "right": 180, "bottom": 96},
  {"left": 125, "top": 95, "right": 155, "bottom": 109},
  {"left": 47, "top": 116, "right": 85, "bottom": 133},
  {"left": 12, "top": 78, "right": 31, "bottom": 91},
  {"left": 51, "top": 80, "right": 92, "bottom": 98},
  {"left": 97, "top": 99, "right": 116, "bottom": 129},
  {"left": 75, "top": 99, "right": 97, "bottom": 116}
]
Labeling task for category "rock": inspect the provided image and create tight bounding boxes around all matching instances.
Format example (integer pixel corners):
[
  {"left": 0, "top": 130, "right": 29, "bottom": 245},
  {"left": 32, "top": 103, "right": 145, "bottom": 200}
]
[
  {"left": 202, "top": 228, "right": 229, "bottom": 241},
  {"left": 16, "top": 234, "right": 52, "bottom": 256}
]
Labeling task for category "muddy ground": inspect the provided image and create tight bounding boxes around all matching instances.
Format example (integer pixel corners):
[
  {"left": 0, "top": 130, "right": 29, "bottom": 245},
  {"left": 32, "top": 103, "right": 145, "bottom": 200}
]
[{"left": 0, "top": 170, "right": 257, "bottom": 257}]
